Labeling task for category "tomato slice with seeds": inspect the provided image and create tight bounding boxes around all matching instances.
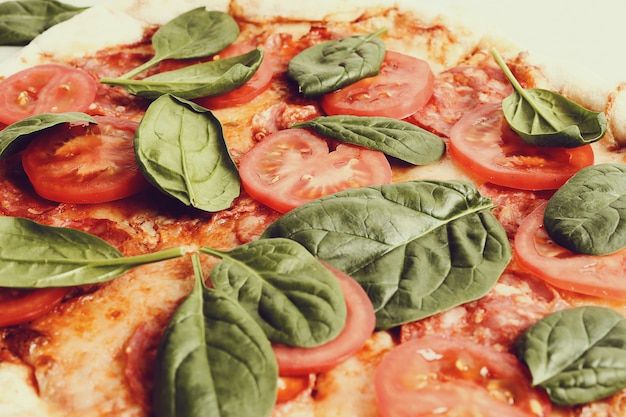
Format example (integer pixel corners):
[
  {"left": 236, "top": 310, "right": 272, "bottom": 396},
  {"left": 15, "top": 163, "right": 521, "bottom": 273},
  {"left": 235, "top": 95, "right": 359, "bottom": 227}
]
[
  {"left": 514, "top": 202, "right": 626, "bottom": 300},
  {"left": 239, "top": 128, "right": 392, "bottom": 213},
  {"left": 0, "top": 64, "right": 97, "bottom": 125},
  {"left": 0, "top": 287, "right": 68, "bottom": 327},
  {"left": 272, "top": 263, "right": 376, "bottom": 376},
  {"left": 375, "top": 336, "right": 551, "bottom": 417},
  {"left": 21, "top": 116, "right": 149, "bottom": 204},
  {"left": 449, "top": 103, "right": 594, "bottom": 190},
  {"left": 321, "top": 50, "right": 434, "bottom": 119}
]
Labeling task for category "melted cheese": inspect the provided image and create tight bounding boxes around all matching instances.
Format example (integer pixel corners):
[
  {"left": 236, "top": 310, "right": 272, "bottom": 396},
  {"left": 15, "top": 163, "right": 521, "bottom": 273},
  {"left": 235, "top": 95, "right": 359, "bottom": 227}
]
[
  {"left": 0, "top": 362, "right": 62, "bottom": 417},
  {"left": 13, "top": 261, "right": 191, "bottom": 416}
]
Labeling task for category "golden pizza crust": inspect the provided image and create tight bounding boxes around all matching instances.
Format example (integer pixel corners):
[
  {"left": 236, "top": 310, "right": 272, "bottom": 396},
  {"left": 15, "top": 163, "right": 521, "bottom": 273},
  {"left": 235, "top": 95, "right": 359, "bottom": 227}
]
[{"left": 2, "top": 0, "right": 622, "bottom": 144}]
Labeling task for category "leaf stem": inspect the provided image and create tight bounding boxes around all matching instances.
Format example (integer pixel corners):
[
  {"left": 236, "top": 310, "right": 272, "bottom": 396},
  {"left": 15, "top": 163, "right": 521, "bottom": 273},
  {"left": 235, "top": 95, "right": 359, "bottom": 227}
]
[
  {"left": 46, "top": 246, "right": 187, "bottom": 268},
  {"left": 116, "top": 56, "right": 161, "bottom": 80},
  {"left": 362, "top": 27, "right": 388, "bottom": 42},
  {"left": 1, "top": 247, "right": 187, "bottom": 267},
  {"left": 337, "top": 28, "right": 388, "bottom": 61},
  {"left": 198, "top": 246, "right": 226, "bottom": 259},
  {"left": 190, "top": 253, "right": 210, "bottom": 291},
  {"left": 100, "top": 77, "right": 153, "bottom": 86},
  {"left": 490, "top": 48, "right": 560, "bottom": 131},
  {"left": 81, "top": 246, "right": 187, "bottom": 267}
]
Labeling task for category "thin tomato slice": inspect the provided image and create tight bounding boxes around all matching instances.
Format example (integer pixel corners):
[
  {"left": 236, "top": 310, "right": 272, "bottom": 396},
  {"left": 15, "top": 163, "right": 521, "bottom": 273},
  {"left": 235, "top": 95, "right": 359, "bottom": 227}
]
[
  {"left": 409, "top": 64, "right": 512, "bottom": 137},
  {"left": 0, "top": 64, "right": 97, "bottom": 125},
  {"left": 239, "top": 128, "right": 392, "bottom": 213},
  {"left": 375, "top": 336, "right": 551, "bottom": 417},
  {"left": 272, "top": 263, "right": 376, "bottom": 376},
  {"left": 0, "top": 287, "right": 68, "bottom": 327},
  {"left": 159, "top": 42, "right": 274, "bottom": 109},
  {"left": 21, "top": 116, "right": 149, "bottom": 204},
  {"left": 515, "top": 202, "right": 626, "bottom": 300},
  {"left": 321, "top": 50, "right": 434, "bottom": 119},
  {"left": 449, "top": 103, "right": 594, "bottom": 190},
  {"left": 124, "top": 321, "right": 161, "bottom": 409}
]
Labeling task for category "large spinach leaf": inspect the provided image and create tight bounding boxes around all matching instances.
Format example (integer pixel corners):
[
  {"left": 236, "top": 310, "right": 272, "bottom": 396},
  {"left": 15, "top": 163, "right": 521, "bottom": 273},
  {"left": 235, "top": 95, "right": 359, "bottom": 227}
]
[
  {"left": 287, "top": 30, "right": 386, "bottom": 97},
  {"left": 516, "top": 306, "right": 626, "bottom": 406},
  {"left": 135, "top": 95, "right": 240, "bottom": 212},
  {"left": 116, "top": 8, "right": 239, "bottom": 80},
  {"left": 0, "top": 217, "right": 184, "bottom": 287},
  {"left": 200, "top": 238, "right": 347, "bottom": 348},
  {"left": 102, "top": 49, "right": 263, "bottom": 100},
  {"left": 153, "top": 255, "right": 277, "bottom": 417},
  {"left": 0, "top": 0, "right": 87, "bottom": 46},
  {"left": 262, "top": 180, "right": 511, "bottom": 330},
  {"left": 294, "top": 115, "right": 445, "bottom": 165},
  {"left": 492, "top": 48, "right": 606, "bottom": 148},
  {"left": 544, "top": 163, "right": 626, "bottom": 255},
  {"left": 0, "top": 112, "right": 96, "bottom": 160}
]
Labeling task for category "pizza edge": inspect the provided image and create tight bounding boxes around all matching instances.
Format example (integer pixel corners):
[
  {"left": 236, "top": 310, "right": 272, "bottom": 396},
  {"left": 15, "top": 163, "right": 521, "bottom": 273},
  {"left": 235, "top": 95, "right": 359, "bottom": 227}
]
[{"left": 1, "top": 0, "right": 623, "bottom": 144}]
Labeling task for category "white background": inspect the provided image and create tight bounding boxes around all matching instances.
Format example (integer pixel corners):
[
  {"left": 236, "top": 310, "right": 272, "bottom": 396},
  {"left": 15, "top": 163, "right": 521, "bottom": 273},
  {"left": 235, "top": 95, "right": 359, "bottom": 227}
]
[
  {"left": 440, "top": 0, "right": 626, "bottom": 84},
  {"left": 1, "top": 0, "right": 625, "bottom": 83}
]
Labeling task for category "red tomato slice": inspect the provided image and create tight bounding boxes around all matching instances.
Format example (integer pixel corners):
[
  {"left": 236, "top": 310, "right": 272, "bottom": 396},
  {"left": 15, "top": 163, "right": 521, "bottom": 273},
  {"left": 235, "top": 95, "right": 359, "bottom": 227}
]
[
  {"left": 21, "top": 116, "right": 149, "bottom": 204},
  {"left": 375, "top": 336, "right": 551, "bottom": 417},
  {"left": 321, "top": 51, "right": 434, "bottom": 119},
  {"left": 515, "top": 202, "right": 626, "bottom": 300},
  {"left": 272, "top": 263, "right": 376, "bottom": 376},
  {"left": 239, "top": 128, "right": 392, "bottom": 213},
  {"left": 124, "top": 321, "right": 161, "bottom": 409},
  {"left": 449, "top": 103, "right": 594, "bottom": 190},
  {"left": 159, "top": 42, "right": 274, "bottom": 109},
  {"left": 0, "top": 287, "right": 68, "bottom": 327},
  {"left": 409, "top": 64, "right": 512, "bottom": 137},
  {"left": 0, "top": 64, "right": 97, "bottom": 125}
]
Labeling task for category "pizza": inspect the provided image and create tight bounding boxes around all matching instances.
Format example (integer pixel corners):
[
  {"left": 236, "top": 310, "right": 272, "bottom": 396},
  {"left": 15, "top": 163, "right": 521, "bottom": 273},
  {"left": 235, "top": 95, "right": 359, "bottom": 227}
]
[{"left": 0, "top": 0, "right": 625, "bottom": 416}]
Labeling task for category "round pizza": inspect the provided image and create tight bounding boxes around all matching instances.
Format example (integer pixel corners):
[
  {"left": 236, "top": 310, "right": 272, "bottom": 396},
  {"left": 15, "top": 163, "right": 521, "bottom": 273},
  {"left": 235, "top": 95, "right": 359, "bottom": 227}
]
[{"left": 0, "top": 1, "right": 625, "bottom": 416}]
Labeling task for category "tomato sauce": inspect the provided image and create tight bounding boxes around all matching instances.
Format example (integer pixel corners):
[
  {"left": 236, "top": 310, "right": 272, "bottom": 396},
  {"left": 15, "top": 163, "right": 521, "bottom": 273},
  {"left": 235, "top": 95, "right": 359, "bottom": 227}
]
[
  {"left": 409, "top": 55, "right": 512, "bottom": 137},
  {"left": 70, "top": 32, "right": 156, "bottom": 121},
  {"left": 0, "top": 154, "right": 58, "bottom": 218},
  {"left": 400, "top": 269, "right": 569, "bottom": 350}
]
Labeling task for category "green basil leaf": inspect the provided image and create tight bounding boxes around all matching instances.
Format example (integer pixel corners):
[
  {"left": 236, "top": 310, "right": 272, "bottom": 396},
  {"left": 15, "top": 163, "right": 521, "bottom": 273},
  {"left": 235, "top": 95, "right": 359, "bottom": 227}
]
[
  {"left": 0, "top": 112, "right": 97, "bottom": 160},
  {"left": 153, "top": 255, "right": 277, "bottom": 417},
  {"left": 262, "top": 180, "right": 511, "bottom": 330},
  {"left": 544, "top": 163, "right": 626, "bottom": 255},
  {"left": 0, "top": 0, "right": 87, "bottom": 46},
  {"left": 287, "top": 29, "right": 386, "bottom": 97},
  {"left": 492, "top": 48, "right": 606, "bottom": 148},
  {"left": 294, "top": 115, "right": 445, "bottom": 165},
  {"left": 102, "top": 49, "right": 263, "bottom": 100},
  {"left": 135, "top": 95, "right": 240, "bottom": 212},
  {"left": 515, "top": 306, "right": 626, "bottom": 406},
  {"left": 117, "top": 8, "right": 239, "bottom": 80},
  {"left": 0, "top": 217, "right": 184, "bottom": 288},
  {"left": 200, "top": 238, "right": 347, "bottom": 348}
]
